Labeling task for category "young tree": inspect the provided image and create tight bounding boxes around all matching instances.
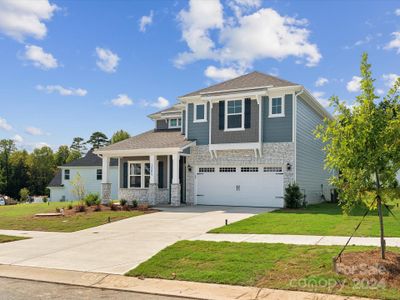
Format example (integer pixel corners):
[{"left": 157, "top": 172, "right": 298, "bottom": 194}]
[
  {"left": 70, "top": 172, "right": 86, "bottom": 201},
  {"left": 54, "top": 145, "right": 70, "bottom": 166},
  {"left": 19, "top": 187, "right": 30, "bottom": 202},
  {"left": 70, "top": 137, "right": 87, "bottom": 155},
  {"left": 86, "top": 131, "right": 109, "bottom": 149},
  {"left": 315, "top": 53, "right": 400, "bottom": 259},
  {"left": 111, "top": 130, "right": 130, "bottom": 144}
]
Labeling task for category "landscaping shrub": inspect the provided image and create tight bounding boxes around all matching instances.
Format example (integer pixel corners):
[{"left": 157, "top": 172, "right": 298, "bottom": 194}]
[
  {"left": 84, "top": 193, "right": 99, "bottom": 207},
  {"left": 19, "top": 188, "right": 29, "bottom": 202},
  {"left": 75, "top": 204, "right": 86, "bottom": 212},
  {"left": 42, "top": 197, "right": 48, "bottom": 203},
  {"left": 132, "top": 199, "right": 138, "bottom": 208},
  {"left": 284, "top": 182, "right": 303, "bottom": 209},
  {"left": 68, "top": 202, "right": 73, "bottom": 210},
  {"left": 120, "top": 199, "right": 127, "bottom": 206}
]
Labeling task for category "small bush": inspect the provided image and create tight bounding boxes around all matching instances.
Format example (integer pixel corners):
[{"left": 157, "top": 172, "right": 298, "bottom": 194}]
[
  {"left": 43, "top": 197, "right": 48, "bottom": 203},
  {"left": 75, "top": 205, "right": 86, "bottom": 212},
  {"left": 284, "top": 182, "right": 303, "bottom": 209},
  {"left": 120, "top": 199, "right": 127, "bottom": 206},
  {"left": 19, "top": 188, "right": 30, "bottom": 202},
  {"left": 132, "top": 199, "right": 138, "bottom": 208},
  {"left": 84, "top": 193, "right": 99, "bottom": 207},
  {"left": 67, "top": 202, "right": 73, "bottom": 210}
]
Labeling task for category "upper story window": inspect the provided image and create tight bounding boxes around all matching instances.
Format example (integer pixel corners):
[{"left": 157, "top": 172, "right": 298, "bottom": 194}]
[
  {"left": 194, "top": 103, "right": 207, "bottom": 122},
  {"left": 225, "top": 100, "right": 244, "bottom": 130},
  {"left": 269, "top": 96, "right": 285, "bottom": 118},
  {"left": 96, "top": 169, "right": 102, "bottom": 180},
  {"left": 64, "top": 169, "right": 70, "bottom": 180},
  {"left": 168, "top": 118, "right": 181, "bottom": 129},
  {"left": 129, "top": 162, "right": 150, "bottom": 188}
]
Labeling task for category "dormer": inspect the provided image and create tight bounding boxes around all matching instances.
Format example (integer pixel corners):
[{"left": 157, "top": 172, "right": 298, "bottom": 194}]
[{"left": 148, "top": 103, "right": 185, "bottom": 132}]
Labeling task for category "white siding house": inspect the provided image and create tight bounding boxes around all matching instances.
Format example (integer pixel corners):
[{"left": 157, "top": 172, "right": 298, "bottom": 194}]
[{"left": 48, "top": 150, "right": 118, "bottom": 201}]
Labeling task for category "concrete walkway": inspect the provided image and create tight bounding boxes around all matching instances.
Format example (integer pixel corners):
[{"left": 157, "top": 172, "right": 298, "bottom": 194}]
[
  {"left": 0, "top": 264, "right": 369, "bottom": 300},
  {"left": 0, "top": 206, "right": 269, "bottom": 274},
  {"left": 191, "top": 233, "right": 400, "bottom": 247}
]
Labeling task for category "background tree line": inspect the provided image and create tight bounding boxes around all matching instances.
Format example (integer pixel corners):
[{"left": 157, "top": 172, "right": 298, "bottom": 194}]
[{"left": 0, "top": 130, "right": 130, "bottom": 199}]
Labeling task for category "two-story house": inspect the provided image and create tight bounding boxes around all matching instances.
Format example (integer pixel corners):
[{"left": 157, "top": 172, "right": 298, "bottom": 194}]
[{"left": 95, "top": 71, "right": 332, "bottom": 207}]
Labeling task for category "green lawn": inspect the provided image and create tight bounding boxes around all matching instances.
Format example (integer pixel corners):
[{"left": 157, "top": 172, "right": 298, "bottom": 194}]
[
  {"left": 127, "top": 240, "right": 400, "bottom": 300},
  {"left": 0, "top": 202, "right": 145, "bottom": 232},
  {"left": 210, "top": 202, "right": 400, "bottom": 237},
  {"left": 0, "top": 234, "right": 28, "bottom": 243}
]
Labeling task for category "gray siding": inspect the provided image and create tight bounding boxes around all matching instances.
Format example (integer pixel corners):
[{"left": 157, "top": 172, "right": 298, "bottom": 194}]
[
  {"left": 187, "top": 103, "right": 209, "bottom": 145},
  {"left": 262, "top": 94, "right": 293, "bottom": 142},
  {"left": 211, "top": 100, "right": 259, "bottom": 144},
  {"left": 156, "top": 119, "right": 168, "bottom": 130},
  {"left": 296, "top": 96, "right": 330, "bottom": 204}
]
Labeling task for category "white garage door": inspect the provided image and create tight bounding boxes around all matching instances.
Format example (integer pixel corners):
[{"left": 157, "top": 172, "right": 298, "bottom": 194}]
[{"left": 196, "top": 166, "right": 284, "bottom": 207}]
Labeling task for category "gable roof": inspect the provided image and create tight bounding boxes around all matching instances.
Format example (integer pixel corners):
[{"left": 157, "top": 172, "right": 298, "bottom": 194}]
[
  {"left": 147, "top": 103, "right": 184, "bottom": 119},
  {"left": 180, "top": 71, "right": 298, "bottom": 98},
  {"left": 48, "top": 170, "right": 62, "bottom": 187},
  {"left": 96, "top": 130, "right": 193, "bottom": 153},
  {"left": 62, "top": 149, "right": 118, "bottom": 167}
]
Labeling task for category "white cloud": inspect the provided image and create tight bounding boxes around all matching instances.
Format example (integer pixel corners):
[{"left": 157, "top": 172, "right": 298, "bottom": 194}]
[
  {"left": 23, "top": 45, "right": 58, "bottom": 69},
  {"left": 36, "top": 84, "right": 87, "bottom": 96},
  {"left": 25, "top": 126, "right": 44, "bottom": 136},
  {"left": 395, "top": 9, "right": 400, "bottom": 16},
  {"left": 111, "top": 94, "right": 133, "bottom": 107},
  {"left": 35, "top": 142, "right": 49, "bottom": 149},
  {"left": 0, "top": 117, "right": 12, "bottom": 131},
  {"left": 385, "top": 32, "right": 400, "bottom": 54},
  {"left": 13, "top": 134, "right": 23, "bottom": 143},
  {"left": 311, "top": 91, "right": 330, "bottom": 108},
  {"left": 204, "top": 65, "right": 244, "bottom": 81},
  {"left": 95, "top": 47, "right": 120, "bottom": 73},
  {"left": 0, "top": 0, "right": 58, "bottom": 42},
  {"left": 175, "top": 2, "right": 321, "bottom": 72},
  {"left": 151, "top": 97, "right": 170, "bottom": 109},
  {"left": 382, "top": 73, "right": 400, "bottom": 88},
  {"left": 315, "top": 77, "right": 328, "bottom": 87},
  {"left": 139, "top": 10, "right": 154, "bottom": 32},
  {"left": 346, "top": 76, "right": 362, "bottom": 92},
  {"left": 377, "top": 88, "right": 384, "bottom": 95}
]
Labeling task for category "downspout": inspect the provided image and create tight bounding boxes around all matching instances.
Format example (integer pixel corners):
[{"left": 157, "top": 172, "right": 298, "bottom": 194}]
[{"left": 293, "top": 89, "right": 305, "bottom": 183}]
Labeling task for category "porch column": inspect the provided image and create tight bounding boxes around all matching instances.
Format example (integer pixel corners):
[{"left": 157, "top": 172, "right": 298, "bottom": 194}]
[
  {"left": 101, "top": 156, "right": 111, "bottom": 204},
  {"left": 171, "top": 153, "right": 181, "bottom": 206},
  {"left": 148, "top": 155, "right": 158, "bottom": 205}
]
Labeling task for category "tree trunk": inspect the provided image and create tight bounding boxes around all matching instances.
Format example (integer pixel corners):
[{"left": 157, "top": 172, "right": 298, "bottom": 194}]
[{"left": 375, "top": 171, "right": 385, "bottom": 260}]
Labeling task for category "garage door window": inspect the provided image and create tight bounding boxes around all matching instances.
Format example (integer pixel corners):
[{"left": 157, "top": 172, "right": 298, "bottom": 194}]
[
  {"left": 199, "top": 167, "right": 215, "bottom": 173},
  {"left": 241, "top": 167, "right": 258, "bottom": 172},
  {"left": 220, "top": 167, "right": 236, "bottom": 172},
  {"left": 264, "top": 166, "right": 283, "bottom": 172}
]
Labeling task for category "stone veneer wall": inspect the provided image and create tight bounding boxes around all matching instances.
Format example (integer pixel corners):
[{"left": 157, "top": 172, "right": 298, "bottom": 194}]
[
  {"left": 185, "top": 143, "right": 295, "bottom": 205},
  {"left": 119, "top": 188, "right": 170, "bottom": 205}
]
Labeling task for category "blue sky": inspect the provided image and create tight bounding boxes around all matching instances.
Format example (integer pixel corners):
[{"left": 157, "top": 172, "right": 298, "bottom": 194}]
[{"left": 0, "top": 0, "right": 399, "bottom": 151}]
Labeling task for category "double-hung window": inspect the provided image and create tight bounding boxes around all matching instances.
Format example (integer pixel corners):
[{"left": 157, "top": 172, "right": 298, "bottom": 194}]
[
  {"left": 269, "top": 96, "right": 285, "bottom": 117},
  {"left": 129, "top": 162, "right": 150, "bottom": 188},
  {"left": 169, "top": 118, "right": 181, "bottom": 129},
  {"left": 96, "top": 169, "right": 102, "bottom": 180},
  {"left": 226, "top": 100, "right": 243, "bottom": 130},
  {"left": 64, "top": 169, "right": 70, "bottom": 180},
  {"left": 194, "top": 103, "right": 206, "bottom": 122}
]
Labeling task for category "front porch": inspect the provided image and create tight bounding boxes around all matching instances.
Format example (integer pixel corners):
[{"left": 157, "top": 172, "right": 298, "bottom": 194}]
[{"left": 100, "top": 153, "right": 188, "bottom": 206}]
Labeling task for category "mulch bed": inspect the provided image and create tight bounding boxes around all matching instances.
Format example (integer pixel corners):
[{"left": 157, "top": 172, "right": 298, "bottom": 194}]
[{"left": 335, "top": 250, "right": 400, "bottom": 288}]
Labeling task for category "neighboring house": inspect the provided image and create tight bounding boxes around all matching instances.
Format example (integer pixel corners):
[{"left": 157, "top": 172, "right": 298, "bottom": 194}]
[
  {"left": 48, "top": 150, "right": 118, "bottom": 201},
  {"left": 95, "top": 71, "right": 333, "bottom": 207}
]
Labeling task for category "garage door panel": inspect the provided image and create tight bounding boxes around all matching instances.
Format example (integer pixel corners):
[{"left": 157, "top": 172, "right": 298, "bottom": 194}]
[{"left": 196, "top": 167, "right": 284, "bottom": 207}]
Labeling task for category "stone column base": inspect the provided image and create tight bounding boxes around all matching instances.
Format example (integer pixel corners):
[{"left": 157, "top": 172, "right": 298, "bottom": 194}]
[
  {"left": 101, "top": 183, "right": 112, "bottom": 204},
  {"left": 148, "top": 183, "right": 157, "bottom": 206},
  {"left": 170, "top": 183, "right": 181, "bottom": 207}
]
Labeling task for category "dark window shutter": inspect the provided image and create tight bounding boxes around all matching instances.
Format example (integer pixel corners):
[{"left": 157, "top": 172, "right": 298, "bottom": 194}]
[
  {"left": 244, "top": 98, "right": 251, "bottom": 128},
  {"left": 123, "top": 162, "right": 128, "bottom": 188},
  {"left": 158, "top": 161, "right": 164, "bottom": 188},
  {"left": 219, "top": 101, "right": 225, "bottom": 130}
]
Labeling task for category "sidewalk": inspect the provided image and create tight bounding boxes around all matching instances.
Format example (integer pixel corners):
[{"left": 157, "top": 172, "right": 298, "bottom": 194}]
[
  {"left": 190, "top": 233, "right": 400, "bottom": 247},
  {"left": 0, "top": 264, "right": 368, "bottom": 300}
]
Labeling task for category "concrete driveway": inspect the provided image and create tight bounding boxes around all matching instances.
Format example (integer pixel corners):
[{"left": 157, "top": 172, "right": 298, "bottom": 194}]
[{"left": 0, "top": 206, "right": 269, "bottom": 274}]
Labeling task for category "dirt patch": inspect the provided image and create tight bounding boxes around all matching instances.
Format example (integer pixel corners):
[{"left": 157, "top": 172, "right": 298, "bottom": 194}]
[{"left": 335, "top": 250, "right": 400, "bottom": 288}]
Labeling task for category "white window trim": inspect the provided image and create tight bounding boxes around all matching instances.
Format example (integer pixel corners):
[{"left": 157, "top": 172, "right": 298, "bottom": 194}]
[
  {"left": 128, "top": 161, "right": 150, "bottom": 189},
  {"left": 193, "top": 103, "right": 207, "bottom": 123},
  {"left": 225, "top": 99, "right": 244, "bottom": 131},
  {"left": 268, "top": 95, "right": 285, "bottom": 118},
  {"left": 168, "top": 118, "right": 182, "bottom": 129}
]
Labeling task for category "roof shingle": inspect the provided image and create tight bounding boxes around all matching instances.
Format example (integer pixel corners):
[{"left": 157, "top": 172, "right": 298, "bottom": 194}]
[
  {"left": 62, "top": 149, "right": 118, "bottom": 167},
  {"left": 180, "top": 71, "right": 298, "bottom": 98}
]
